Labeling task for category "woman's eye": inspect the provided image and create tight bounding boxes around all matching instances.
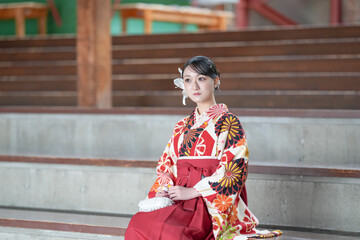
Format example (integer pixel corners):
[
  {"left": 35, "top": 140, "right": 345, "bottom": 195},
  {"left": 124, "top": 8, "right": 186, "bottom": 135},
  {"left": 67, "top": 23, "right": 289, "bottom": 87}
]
[
  {"left": 184, "top": 78, "right": 190, "bottom": 83},
  {"left": 198, "top": 77, "right": 205, "bottom": 81}
]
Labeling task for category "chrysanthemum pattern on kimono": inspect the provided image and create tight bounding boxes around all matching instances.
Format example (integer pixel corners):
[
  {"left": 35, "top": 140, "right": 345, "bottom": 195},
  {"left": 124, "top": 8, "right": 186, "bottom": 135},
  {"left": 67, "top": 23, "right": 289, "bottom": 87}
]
[{"left": 148, "top": 104, "right": 259, "bottom": 239}]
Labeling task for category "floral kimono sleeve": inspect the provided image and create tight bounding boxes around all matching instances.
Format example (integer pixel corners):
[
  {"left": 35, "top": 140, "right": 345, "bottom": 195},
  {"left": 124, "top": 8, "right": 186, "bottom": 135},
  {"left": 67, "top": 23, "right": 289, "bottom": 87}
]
[
  {"left": 194, "top": 113, "right": 254, "bottom": 238},
  {"left": 147, "top": 118, "right": 187, "bottom": 198},
  {"left": 194, "top": 112, "right": 248, "bottom": 208}
]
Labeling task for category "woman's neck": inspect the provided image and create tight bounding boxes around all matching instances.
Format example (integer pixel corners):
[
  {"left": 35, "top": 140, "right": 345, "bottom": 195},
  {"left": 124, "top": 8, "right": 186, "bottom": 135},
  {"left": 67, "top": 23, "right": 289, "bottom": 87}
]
[{"left": 197, "top": 101, "right": 217, "bottom": 115}]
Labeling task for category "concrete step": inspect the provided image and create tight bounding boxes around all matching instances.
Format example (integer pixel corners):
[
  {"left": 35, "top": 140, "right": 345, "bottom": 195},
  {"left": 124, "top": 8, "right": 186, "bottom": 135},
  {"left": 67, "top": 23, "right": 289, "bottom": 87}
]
[
  {"left": 0, "top": 207, "right": 129, "bottom": 237},
  {"left": 0, "top": 112, "right": 358, "bottom": 165},
  {"left": 0, "top": 226, "right": 124, "bottom": 240},
  {"left": 0, "top": 156, "right": 359, "bottom": 233},
  {"left": 0, "top": 207, "right": 359, "bottom": 240}
]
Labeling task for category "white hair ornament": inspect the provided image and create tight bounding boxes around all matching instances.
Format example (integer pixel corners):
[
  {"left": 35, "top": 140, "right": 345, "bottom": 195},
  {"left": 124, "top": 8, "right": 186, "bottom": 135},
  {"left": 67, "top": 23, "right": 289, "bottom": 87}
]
[{"left": 173, "top": 68, "right": 188, "bottom": 105}]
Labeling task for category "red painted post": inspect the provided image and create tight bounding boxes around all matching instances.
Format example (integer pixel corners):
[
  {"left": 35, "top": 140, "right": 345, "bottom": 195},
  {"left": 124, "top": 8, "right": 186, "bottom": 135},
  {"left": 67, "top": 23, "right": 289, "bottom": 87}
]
[
  {"left": 330, "top": 0, "right": 342, "bottom": 25},
  {"left": 236, "top": 0, "right": 249, "bottom": 29}
]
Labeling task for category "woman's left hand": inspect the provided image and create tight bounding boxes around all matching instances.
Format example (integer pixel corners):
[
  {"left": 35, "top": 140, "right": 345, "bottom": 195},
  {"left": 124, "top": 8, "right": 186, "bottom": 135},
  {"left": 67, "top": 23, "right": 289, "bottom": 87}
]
[{"left": 168, "top": 186, "right": 201, "bottom": 201}]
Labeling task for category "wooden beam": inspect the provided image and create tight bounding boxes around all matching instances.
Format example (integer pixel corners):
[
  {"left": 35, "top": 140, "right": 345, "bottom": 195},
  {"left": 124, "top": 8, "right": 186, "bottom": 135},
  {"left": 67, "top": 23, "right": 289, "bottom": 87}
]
[{"left": 77, "top": 0, "right": 112, "bottom": 108}]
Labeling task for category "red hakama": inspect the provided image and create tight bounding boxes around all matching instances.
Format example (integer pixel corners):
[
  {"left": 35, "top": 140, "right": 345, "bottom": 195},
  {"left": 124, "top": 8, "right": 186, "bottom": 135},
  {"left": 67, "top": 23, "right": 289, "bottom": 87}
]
[{"left": 125, "top": 158, "right": 219, "bottom": 240}]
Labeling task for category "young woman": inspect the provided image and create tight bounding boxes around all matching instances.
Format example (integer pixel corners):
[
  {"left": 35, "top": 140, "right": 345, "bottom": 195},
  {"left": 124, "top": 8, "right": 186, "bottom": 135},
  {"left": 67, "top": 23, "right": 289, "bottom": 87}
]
[{"left": 125, "top": 56, "right": 281, "bottom": 240}]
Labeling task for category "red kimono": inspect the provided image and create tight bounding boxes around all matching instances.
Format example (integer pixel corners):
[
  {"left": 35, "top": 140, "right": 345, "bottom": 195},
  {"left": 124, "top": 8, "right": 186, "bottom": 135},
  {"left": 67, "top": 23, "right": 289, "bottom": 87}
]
[{"left": 126, "top": 104, "right": 260, "bottom": 239}]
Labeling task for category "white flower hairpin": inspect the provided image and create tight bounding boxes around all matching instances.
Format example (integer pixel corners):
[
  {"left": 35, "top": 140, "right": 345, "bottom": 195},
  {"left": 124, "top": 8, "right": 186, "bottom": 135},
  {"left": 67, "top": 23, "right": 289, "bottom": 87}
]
[{"left": 173, "top": 68, "right": 188, "bottom": 105}]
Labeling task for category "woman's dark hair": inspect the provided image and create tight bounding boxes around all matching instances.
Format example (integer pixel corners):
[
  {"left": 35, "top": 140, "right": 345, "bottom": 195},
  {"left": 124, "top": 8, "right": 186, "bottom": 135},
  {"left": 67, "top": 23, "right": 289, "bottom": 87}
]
[{"left": 182, "top": 56, "right": 220, "bottom": 79}]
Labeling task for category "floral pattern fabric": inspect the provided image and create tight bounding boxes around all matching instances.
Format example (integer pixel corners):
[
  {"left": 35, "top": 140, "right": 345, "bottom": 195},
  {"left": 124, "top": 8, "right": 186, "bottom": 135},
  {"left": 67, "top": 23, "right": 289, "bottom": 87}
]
[{"left": 148, "top": 104, "right": 259, "bottom": 239}]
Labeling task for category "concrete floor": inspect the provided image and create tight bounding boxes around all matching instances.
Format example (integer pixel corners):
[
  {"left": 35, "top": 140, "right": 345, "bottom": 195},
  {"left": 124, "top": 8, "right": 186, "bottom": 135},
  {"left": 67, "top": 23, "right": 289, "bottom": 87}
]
[{"left": 268, "top": 229, "right": 359, "bottom": 240}]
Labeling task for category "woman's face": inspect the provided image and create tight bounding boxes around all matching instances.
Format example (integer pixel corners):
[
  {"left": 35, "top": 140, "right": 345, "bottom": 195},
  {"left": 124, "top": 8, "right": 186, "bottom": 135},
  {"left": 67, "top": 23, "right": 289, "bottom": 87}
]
[{"left": 183, "top": 66, "right": 217, "bottom": 106}]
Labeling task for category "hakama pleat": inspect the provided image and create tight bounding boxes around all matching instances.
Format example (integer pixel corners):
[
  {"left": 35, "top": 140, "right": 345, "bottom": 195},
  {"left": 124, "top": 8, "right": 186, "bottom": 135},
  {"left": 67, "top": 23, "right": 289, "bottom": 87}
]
[
  {"left": 125, "top": 158, "right": 219, "bottom": 240},
  {"left": 125, "top": 197, "right": 213, "bottom": 240}
]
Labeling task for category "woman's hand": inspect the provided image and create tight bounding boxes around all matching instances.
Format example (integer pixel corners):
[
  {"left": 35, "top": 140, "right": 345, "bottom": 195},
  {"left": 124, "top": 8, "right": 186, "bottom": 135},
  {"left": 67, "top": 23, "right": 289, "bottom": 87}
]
[
  {"left": 155, "top": 190, "right": 170, "bottom": 198},
  {"left": 168, "top": 186, "right": 201, "bottom": 201}
]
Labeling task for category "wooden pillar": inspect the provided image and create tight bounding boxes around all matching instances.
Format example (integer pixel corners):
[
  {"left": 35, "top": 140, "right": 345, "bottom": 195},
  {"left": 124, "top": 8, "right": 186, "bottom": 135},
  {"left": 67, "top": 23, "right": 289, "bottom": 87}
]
[
  {"left": 143, "top": 9, "right": 152, "bottom": 34},
  {"left": 15, "top": 8, "right": 25, "bottom": 38},
  {"left": 38, "top": 11, "right": 47, "bottom": 35},
  {"left": 77, "top": 0, "right": 112, "bottom": 108}
]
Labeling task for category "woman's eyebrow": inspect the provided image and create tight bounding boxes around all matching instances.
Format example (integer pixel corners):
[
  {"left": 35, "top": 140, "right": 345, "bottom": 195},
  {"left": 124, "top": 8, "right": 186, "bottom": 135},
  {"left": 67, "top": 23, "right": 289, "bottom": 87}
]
[{"left": 184, "top": 74, "right": 204, "bottom": 77}]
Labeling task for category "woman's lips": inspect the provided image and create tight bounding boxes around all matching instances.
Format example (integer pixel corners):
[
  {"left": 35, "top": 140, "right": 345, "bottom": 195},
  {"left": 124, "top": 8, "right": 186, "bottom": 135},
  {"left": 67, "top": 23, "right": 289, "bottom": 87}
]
[{"left": 193, "top": 92, "right": 201, "bottom": 96}]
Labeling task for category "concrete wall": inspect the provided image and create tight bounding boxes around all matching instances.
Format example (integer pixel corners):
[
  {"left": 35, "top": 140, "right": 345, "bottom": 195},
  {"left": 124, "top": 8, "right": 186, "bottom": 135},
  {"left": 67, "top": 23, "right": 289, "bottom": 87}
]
[
  {"left": 0, "top": 161, "right": 359, "bottom": 233},
  {"left": 0, "top": 113, "right": 359, "bottom": 166}
]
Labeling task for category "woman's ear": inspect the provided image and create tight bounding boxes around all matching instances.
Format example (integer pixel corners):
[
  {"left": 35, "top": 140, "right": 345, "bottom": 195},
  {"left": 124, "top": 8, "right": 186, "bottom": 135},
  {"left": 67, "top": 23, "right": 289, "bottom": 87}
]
[{"left": 214, "top": 77, "right": 220, "bottom": 90}]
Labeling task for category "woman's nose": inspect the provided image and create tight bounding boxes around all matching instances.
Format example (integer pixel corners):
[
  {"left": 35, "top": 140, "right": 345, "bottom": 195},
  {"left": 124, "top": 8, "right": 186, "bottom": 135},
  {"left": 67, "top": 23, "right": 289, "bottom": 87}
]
[{"left": 192, "top": 80, "right": 200, "bottom": 90}]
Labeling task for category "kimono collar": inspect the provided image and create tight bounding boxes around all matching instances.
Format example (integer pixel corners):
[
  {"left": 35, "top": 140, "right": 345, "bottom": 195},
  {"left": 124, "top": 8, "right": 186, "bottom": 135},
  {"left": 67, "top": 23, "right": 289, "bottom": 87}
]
[{"left": 194, "top": 103, "right": 228, "bottom": 125}]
